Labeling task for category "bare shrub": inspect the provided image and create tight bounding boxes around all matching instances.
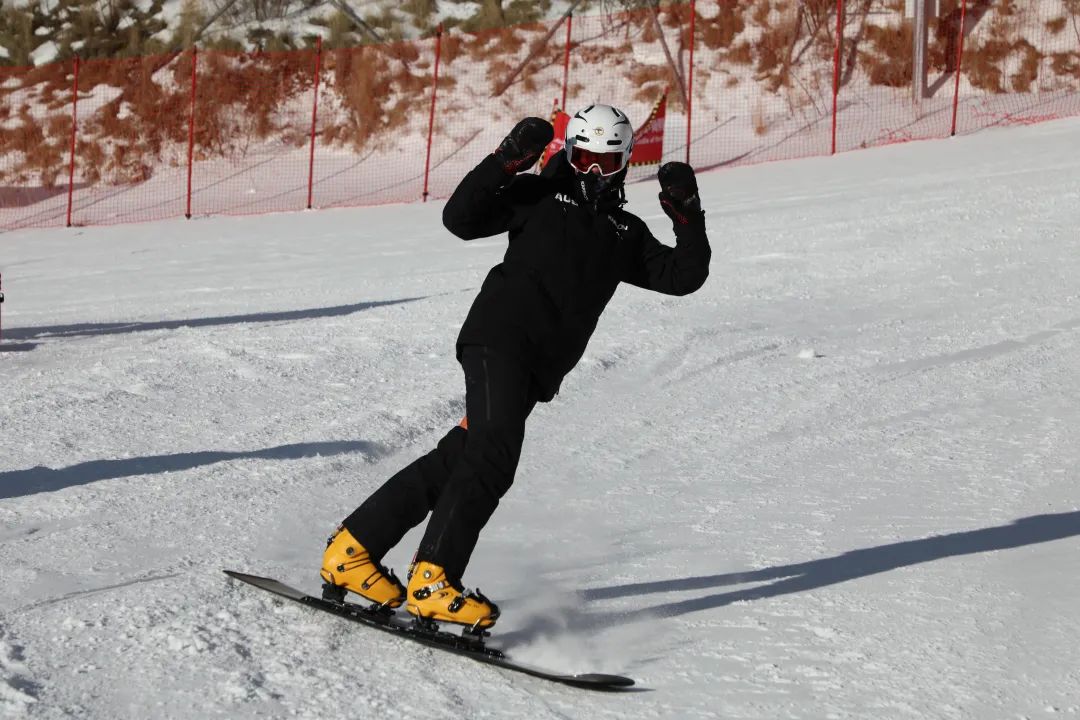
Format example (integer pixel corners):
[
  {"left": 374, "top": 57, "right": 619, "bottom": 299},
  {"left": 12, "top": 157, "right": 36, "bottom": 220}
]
[
  {"left": 1051, "top": 52, "right": 1080, "bottom": 77},
  {"left": 752, "top": 98, "right": 768, "bottom": 135},
  {"left": 861, "top": 21, "right": 912, "bottom": 88},
  {"left": 755, "top": 12, "right": 801, "bottom": 92},
  {"left": 1046, "top": 17, "right": 1068, "bottom": 35},
  {"left": 1010, "top": 40, "right": 1040, "bottom": 91},
  {"left": 628, "top": 61, "right": 673, "bottom": 103},
  {"left": 323, "top": 42, "right": 429, "bottom": 151},
  {"left": 726, "top": 40, "right": 755, "bottom": 65},
  {"left": 751, "top": 0, "right": 771, "bottom": 27},
  {"left": 3, "top": 105, "right": 63, "bottom": 186},
  {"left": 209, "top": 0, "right": 321, "bottom": 25},
  {"left": 702, "top": 2, "right": 745, "bottom": 50},
  {"left": 964, "top": 38, "right": 1009, "bottom": 93}
]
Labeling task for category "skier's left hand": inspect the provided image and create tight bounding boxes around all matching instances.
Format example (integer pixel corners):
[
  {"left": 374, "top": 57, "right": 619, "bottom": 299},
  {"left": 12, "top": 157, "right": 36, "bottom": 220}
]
[{"left": 657, "top": 161, "right": 704, "bottom": 225}]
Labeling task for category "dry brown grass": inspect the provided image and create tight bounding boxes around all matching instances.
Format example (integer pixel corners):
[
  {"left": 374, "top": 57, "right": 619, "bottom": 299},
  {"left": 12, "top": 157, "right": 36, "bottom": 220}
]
[
  {"left": 1009, "top": 40, "right": 1041, "bottom": 91},
  {"left": 0, "top": 64, "right": 70, "bottom": 186},
  {"left": 1051, "top": 51, "right": 1080, "bottom": 76},
  {"left": 322, "top": 42, "right": 431, "bottom": 151},
  {"left": 726, "top": 41, "right": 755, "bottom": 66},
  {"left": 1046, "top": 16, "right": 1068, "bottom": 34},
  {"left": 635, "top": 14, "right": 656, "bottom": 45},
  {"left": 0, "top": 106, "right": 62, "bottom": 186},
  {"left": 440, "top": 33, "right": 464, "bottom": 65},
  {"left": 752, "top": 98, "right": 769, "bottom": 135},
  {"left": 628, "top": 62, "right": 676, "bottom": 105},
  {"left": 964, "top": 38, "right": 1009, "bottom": 92},
  {"left": 755, "top": 12, "right": 802, "bottom": 92},
  {"left": 853, "top": 2, "right": 1066, "bottom": 94},
  {"left": 3, "top": 1, "right": 1080, "bottom": 188},
  {"left": 0, "top": 37, "right": 441, "bottom": 184},
  {"left": 861, "top": 22, "right": 913, "bottom": 88},
  {"left": 751, "top": 0, "right": 772, "bottom": 27},
  {"left": 702, "top": 2, "right": 746, "bottom": 50}
]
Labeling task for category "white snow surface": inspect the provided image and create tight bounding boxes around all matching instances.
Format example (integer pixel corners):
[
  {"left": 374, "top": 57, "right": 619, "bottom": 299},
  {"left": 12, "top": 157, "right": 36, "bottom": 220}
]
[
  {"left": 27, "top": 41, "right": 58, "bottom": 67},
  {"left": 2, "top": 119, "right": 1080, "bottom": 718}
]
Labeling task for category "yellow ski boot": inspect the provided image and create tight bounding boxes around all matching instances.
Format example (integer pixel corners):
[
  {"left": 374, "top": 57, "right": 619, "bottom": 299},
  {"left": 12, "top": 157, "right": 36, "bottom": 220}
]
[
  {"left": 319, "top": 527, "right": 405, "bottom": 609},
  {"left": 406, "top": 561, "right": 500, "bottom": 630}
]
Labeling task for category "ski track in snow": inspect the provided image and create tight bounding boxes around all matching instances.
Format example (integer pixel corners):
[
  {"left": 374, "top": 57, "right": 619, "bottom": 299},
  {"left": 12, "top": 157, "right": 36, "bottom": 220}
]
[
  {"left": 2, "top": 119, "right": 1080, "bottom": 718},
  {"left": 0, "top": 623, "right": 40, "bottom": 717}
]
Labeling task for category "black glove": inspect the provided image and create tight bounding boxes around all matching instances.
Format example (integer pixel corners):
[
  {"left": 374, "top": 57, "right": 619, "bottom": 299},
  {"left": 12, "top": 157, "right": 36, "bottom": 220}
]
[
  {"left": 493, "top": 117, "right": 555, "bottom": 175},
  {"left": 658, "top": 161, "right": 703, "bottom": 225}
]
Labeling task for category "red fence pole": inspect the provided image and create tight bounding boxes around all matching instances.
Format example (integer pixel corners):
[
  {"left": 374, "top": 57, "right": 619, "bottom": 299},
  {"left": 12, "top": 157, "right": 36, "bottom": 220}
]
[
  {"left": 831, "top": 0, "right": 843, "bottom": 155},
  {"left": 685, "top": 0, "right": 695, "bottom": 165},
  {"left": 561, "top": 13, "right": 573, "bottom": 110},
  {"left": 307, "top": 37, "right": 323, "bottom": 210},
  {"left": 422, "top": 25, "right": 443, "bottom": 203},
  {"left": 66, "top": 56, "right": 80, "bottom": 228},
  {"left": 186, "top": 47, "right": 198, "bottom": 219},
  {"left": 950, "top": 0, "right": 968, "bottom": 137}
]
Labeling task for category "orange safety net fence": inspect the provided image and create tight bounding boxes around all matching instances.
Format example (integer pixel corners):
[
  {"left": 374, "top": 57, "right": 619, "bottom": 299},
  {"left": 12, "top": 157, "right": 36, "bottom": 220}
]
[{"left": 2, "top": 1, "right": 1078, "bottom": 231}]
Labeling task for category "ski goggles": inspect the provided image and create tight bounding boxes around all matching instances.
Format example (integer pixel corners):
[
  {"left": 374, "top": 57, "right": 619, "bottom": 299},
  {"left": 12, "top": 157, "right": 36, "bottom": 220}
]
[{"left": 567, "top": 145, "right": 627, "bottom": 176}]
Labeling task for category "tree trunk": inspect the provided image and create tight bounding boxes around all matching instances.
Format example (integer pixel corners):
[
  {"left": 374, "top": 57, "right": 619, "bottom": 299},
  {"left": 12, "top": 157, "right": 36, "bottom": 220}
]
[
  {"left": 649, "top": 2, "right": 688, "bottom": 107},
  {"left": 491, "top": 0, "right": 586, "bottom": 97}
]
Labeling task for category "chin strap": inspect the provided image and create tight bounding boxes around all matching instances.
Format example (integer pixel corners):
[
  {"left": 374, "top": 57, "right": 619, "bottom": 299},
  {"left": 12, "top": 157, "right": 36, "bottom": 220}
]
[
  {"left": 611, "top": 184, "right": 627, "bottom": 207},
  {"left": 594, "top": 184, "right": 626, "bottom": 214},
  {"left": 575, "top": 175, "right": 626, "bottom": 214}
]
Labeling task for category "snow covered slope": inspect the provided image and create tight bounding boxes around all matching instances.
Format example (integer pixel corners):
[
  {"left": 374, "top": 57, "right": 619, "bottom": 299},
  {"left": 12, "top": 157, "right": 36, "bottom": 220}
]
[{"left": 2, "top": 119, "right": 1080, "bottom": 718}]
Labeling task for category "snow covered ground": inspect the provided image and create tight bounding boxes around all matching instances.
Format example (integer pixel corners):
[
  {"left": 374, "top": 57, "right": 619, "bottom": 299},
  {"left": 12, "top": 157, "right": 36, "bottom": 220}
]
[{"left": 2, "top": 117, "right": 1079, "bottom": 718}]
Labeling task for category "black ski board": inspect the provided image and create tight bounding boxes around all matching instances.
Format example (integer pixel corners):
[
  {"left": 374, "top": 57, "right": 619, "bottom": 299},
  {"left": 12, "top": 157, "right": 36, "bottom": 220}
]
[{"left": 224, "top": 570, "right": 635, "bottom": 690}]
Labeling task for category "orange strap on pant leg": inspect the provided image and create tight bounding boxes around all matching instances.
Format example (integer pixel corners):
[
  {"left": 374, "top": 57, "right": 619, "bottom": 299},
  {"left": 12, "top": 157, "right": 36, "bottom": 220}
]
[{"left": 458, "top": 416, "right": 468, "bottom": 430}]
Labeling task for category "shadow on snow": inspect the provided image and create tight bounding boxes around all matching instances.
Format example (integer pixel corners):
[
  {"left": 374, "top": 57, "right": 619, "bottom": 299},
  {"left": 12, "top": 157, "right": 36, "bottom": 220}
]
[
  {"left": 499, "top": 511, "right": 1080, "bottom": 645},
  {"left": 0, "top": 296, "right": 426, "bottom": 341},
  {"left": 0, "top": 440, "right": 385, "bottom": 500},
  {"left": 592, "top": 511, "right": 1080, "bottom": 621}
]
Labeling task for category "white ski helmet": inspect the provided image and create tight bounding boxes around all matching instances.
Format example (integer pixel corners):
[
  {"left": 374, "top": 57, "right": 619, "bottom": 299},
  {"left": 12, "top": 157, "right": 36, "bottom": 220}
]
[{"left": 564, "top": 104, "right": 634, "bottom": 176}]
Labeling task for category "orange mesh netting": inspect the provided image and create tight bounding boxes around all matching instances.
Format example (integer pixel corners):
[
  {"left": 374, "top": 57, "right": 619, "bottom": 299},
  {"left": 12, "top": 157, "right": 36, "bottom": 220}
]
[{"left": 2, "top": 1, "right": 1077, "bottom": 231}]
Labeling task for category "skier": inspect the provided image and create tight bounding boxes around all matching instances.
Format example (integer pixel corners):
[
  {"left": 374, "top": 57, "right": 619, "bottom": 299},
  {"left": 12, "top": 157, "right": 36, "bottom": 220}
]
[{"left": 320, "top": 104, "right": 711, "bottom": 630}]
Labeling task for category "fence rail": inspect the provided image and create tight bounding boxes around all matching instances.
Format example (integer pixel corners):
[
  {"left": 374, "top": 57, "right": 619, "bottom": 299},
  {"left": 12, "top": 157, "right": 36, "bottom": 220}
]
[{"left": 2, "top": 0, "right": 1078, "bottom": 231}]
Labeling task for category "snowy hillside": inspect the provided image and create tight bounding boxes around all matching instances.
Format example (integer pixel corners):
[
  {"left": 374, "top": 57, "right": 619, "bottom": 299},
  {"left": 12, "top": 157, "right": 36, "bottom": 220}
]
[
  {"left": 1, "top": 0, "right": 584, "bottom": 62},
  {"left": 2, "top": 118, "right": 1080, "bottom": 718}
]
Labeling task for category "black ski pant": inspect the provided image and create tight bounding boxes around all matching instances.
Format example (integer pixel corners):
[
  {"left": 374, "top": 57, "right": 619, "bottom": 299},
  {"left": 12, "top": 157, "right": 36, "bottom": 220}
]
[{"left": 342, "top": 345, "right": 540, "bottom": 584}]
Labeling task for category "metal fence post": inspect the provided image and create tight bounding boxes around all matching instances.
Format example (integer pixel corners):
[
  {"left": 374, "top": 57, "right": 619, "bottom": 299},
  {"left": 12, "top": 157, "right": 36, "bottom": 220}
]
[
  {"left": 913, "top": 0, "right": 930, "bottom": 104},
  {"left": 185, "top": 47, "right": 198, "bottom": 219},
  {"left": 561, "top": 13, "right": 573, "bottom": 110},
  {"left": 308, "top": 37, "right": 323, "bottom": 209},
  {"left": 422, "top": 25, "right": 443, "bottom": 202},
  {"left": 685, "top": 0, "right": 696, "bottom": 165},
  {"left": 66, "top": 56, "right": 80, "bottom": 228},
  {"left": 950, "top": 0, "right": 968, "bottom": 136},
  {"left": 831, "top": 0, "right": 843, "bottom": 155}
]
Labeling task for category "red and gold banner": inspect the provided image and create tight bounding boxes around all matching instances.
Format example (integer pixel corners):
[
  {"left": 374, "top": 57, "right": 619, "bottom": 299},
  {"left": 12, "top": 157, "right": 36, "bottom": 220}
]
[
  {"left": 540, "top": 108, "right": 571, "bottom": 170},
  {"left": 629, "top": 89, "right": 667, "bottom": 167}
]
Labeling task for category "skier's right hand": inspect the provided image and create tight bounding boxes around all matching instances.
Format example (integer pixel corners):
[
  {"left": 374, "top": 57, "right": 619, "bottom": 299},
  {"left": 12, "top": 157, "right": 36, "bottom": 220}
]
[{"left": 493, "top": 117, "right": 555, "bottom": 175}]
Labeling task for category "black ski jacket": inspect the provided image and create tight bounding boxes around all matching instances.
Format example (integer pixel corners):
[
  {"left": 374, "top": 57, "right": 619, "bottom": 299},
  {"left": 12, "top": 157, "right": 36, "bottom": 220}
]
[{"left": 444, "top": 152, "right": 711, "bottom": 402}]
